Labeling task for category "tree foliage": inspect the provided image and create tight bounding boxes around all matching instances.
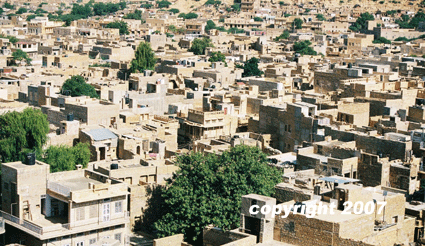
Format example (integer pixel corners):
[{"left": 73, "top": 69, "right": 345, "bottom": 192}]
[
  {"left": 293, "top": 18, "right": 303, "bottom": 29},
  {"left": 169, "top": 8, "right": 179, "bottom": 14},
  {"left": 92, "top": 2, "right": 122, "bottom": 16},
  {"left": 189, "top": 37, "right": 213, "bottom": 55},
  {"left": 178, "top": 12, "right": 198, "bottom": 19},
  {"left": 349, "top": 12, "right": 374, "bottom": 32},
  {"left": 231, "top": 3, "right": 240, "bottom": 11},
  {"left": 0, "top": 34, "right": 18, "bottom": 44},
  {"left": 105, "top": 20, "right": 129, "bottom": 35},
  {"left": 12, "top": 49, "right": 32, "bottom": 65},
  {"left": 394, "top": 36, "right": 409, "bottom": 42},
  {"left": 0, "top": 108, "right": 49, "bottom": 163},
  {"left": 209, "top": 51, "right": 227, "bottom": 66},
  {"left": 205, "top": 20, "right": 216, "bottom": 32},
  {"left": 152, "top": 145, "right": 282, "bottom": 244},
  {"left": 3, "top": 2, "right": 14, "bottom": 9},
  {"left": 237, "top": 57, "right": 264, "bottom": 77},
  {"left": 130, "top": 42, "right": 157, "bottom": 73},
  {"left": 293, "top": 40, "right": 317, "bottom": 55},
  {"left": 274, "top": 30, "right": 290, "bottom": 41},
  {"left": 48, "top": 1, "right": 126, "bottom": 26},
  {"left": 373, "top": 37, "right": 391, "bottom": 44},
  {"left": 16, "top": 7, "right": 27, "bottom": 15},
  {"left": 124, "top": 10, "right": 144, "bottom": 21},
  {"left": 205, "top": 0, "right": 221, "bottom": 5},
  {"left": 253, "top": 16, "right": 263, "bottom": 22},
  {"left": 157, "top": 0, "right": 172, "bottom": 8},
  {"left": 61, "top": 75, "right": 99, "bottom": 98},
  {"left": 41, "top": 143, "right": 90, "bottom": 173},
  {"left": 316, "top": 14, "right": 326, "bottom": 21}
]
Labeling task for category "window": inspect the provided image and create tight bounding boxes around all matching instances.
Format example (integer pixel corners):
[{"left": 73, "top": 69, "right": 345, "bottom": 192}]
[
  {"left": 115, "top": 201, "right": 122, "bottom": 213},
  {"left": 89, "top": 204, "right": 98, "bottom": 218},
  {"left": 114, "top": 233, "right": 122, "bottom": 243},
  {"left": 77, "top": 241, "right": 84, "bottom": 246},
  {"left": 3, "top": 182, "right": 8, "bottom": 191},
  {"left": 89, "top": 238, "right": 96, "bottom": 245},
  {"left": 76, "top": 207, "right": 85, "bottom": 221},
  {"left": 102, "top": 202, "right": 110, "bottom": 222}
]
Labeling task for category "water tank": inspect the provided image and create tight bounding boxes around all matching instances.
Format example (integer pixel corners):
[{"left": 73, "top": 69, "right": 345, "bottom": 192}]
[
  {"left": 67, "top": 113, "right": 74, "bottom": 121},
  {"left": 348, "top": 63, "right": 353, "bottom": 68},
  {"left": 26, "top": 153, "right": 36, "bottom": 165},
  {"left": 110, "top": 163, "right": 119, "bottom": 170}
]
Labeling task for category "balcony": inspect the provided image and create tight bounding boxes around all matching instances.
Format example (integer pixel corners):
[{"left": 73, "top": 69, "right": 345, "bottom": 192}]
[{"left": 0, "top": 210, "right": 129, "bottom": 240}]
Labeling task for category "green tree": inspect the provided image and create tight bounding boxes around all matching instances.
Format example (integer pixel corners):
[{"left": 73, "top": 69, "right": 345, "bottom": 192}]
[
  {"left": 394, "top": 36, "right": 409, "bottom": 42},
  {"left": 152, "top": 145, "right": 281, "bottom": 244},
  {"left": 105, "top": 21, "right": 129, "bottom": 35},
  {"left": 169, "top": 8, "right": 179, "bottom": 14},
  {"left": 189, "top": 37, "right": 213, "bottom": 55},
  {"left": 168, "top": 25, "right": 177, "bottom": 32},
  {"left": 0, "top": 108, "right": 49, "bottom": 163},
  {"left": 293, "top": 18, "right": 303, "bottom": 29},
  {"left": 274, "top": 30, "right": 290, "bottom": 41},
  {"left": 409, "top": 12, "right": 425, "bottom": 29},
  {"left": 349, "top": 12, "right": 374, "bottom": 32},
  {"left": 70, "top": 3, "right": 93, "bottom": 18},
  {"left": 16, "top": 7, "right": 27, "bottom": 15},
  {"left": 205, "top": 20, "right": 216, "bottom": 32},
  {"left": 185, "top": 12, "right": 198, "bottom": 19},
  {"left": 3, "top": 2, "right": 14, "bottom": 9},
  {"left": 41, "top": 143, "right": 90, "bottom": 173},
  {"left": 0, "top": 34, "right": 18, "bottom": 44},
  {"left": 227, "top": 27, "right": 244, "bottom": 33},
  {"left": 316, "top": 14, "right": 326, "bottom": 21},
  {"left": 231, "top": 3, "right": 240, "bottom": 11},
  {"left": 293, "top": 40, "right": 317, "bottom": 55},
  {"left": 141, "top": 3, "right": 153, "bottom": 8},
  {"left": 61, "top": 75, "right": 99, "bottom": 98},
  {"left": 373, "top": 37, "right": 391, "bottom": 44},
  {"left": 237, "top": 57, "right": 264, "bottom": 77},
  {"left": 253, "top": 16, "right": 263, "bottom": 22},
  {"left": 279, "top": 1, "right": 285, "bottom": 5},
  {"left": 209, "top": 51, "right": 227, "bottom": 66},
  {"left": 12, "top": 49, "right": 32, "bottom": 65},
  {"left": 157, "top": 0, "right": 172, "bottom": 8},
  {"left": 130, "top": 42, "right": 157, "bottom": 73},
  {"left": 124, "top": 10, "right": 144, "bottom": 20}
]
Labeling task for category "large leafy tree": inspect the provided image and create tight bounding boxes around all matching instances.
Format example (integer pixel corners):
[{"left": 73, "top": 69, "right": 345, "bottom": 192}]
[
  {"left": 373, "top": 37, "right": 391, "bottom": 44},
  {"left": 105, "top": 21, "right": 129, "bottom": 35},
  {"left": 349, "top": 12, "right": 374, "bottom": 32},
  {"left": 12, "top": 49, "right": 32, "bottom": 65},
  {"left": 293, "top": 40, "right": 317, "bottom": 55},
  {"left": 274, "top": 30, "right": 290, "bottom": 41},
  {"left": 189, "top": 37, "right": 213, "bottom": 55},
  {"left": 61, "top": 75, "right": 99, "bottom": 98},
  {"left": 130, "top": 42, "right": 156, "bottom": 73},
  {"left": 209, "top": 51, "right": 226, "bottom": 64},
  {"left": 293, "top": 18, "right": 303, "bottom": 29},
  {"left": 0, "top": 108, "right": 49, "bottom": 163},
  {"left": 40, "top": 143, "right": 91, "bottom": 173},
  {"left": 153, "top": 145, "right": 281, "bottom": 244},
  {"left": 237, "top": 57, "right": 264, "bottom": 77}
]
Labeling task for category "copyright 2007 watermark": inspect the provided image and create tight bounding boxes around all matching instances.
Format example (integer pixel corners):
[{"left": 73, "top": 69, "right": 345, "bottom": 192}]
[{"left": 249, "top": 201, "right": 387, "bottom": 218}]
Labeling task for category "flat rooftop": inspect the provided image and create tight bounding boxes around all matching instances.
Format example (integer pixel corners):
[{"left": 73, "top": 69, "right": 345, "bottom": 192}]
[{"left": 57, "top": 177, "right": 104, "bottom": 192}]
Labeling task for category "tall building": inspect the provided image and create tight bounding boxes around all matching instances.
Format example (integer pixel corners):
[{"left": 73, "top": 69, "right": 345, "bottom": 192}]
[{"left": 1, "top": 158, "right": 130, "bottom": 246}]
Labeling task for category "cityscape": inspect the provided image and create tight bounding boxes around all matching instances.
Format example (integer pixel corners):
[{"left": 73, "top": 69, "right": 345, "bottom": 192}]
[{"left": 0, "top": 0, "right": 425, "bottom": 245}]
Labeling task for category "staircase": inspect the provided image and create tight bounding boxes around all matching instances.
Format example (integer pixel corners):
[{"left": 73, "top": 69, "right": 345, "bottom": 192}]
[{"left": 23, "top": 200, "right": 32, "bottom": 221}]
